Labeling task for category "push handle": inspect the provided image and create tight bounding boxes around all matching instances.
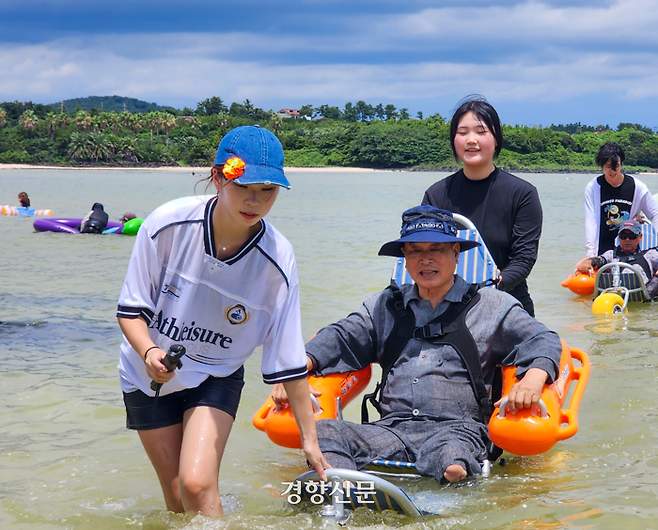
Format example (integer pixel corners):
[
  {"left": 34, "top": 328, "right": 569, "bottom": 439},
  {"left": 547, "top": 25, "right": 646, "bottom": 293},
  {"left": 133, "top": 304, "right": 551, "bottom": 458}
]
[
  {"left": 496, "top": 397, "right": 549, "bottom": 419},
  {"left": 555, "top": 347, "right": 591, "bottom": 441}
]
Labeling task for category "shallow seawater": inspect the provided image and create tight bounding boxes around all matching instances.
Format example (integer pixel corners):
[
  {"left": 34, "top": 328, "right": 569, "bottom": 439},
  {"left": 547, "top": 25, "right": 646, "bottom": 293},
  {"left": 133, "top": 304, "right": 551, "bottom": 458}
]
[{"left": 2, "top": 168, "right": 658, "bottom": 529}]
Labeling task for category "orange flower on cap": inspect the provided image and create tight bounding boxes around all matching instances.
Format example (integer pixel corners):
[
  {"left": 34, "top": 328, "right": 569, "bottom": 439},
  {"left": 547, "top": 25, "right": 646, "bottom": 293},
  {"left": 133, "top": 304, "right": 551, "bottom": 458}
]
[{"left": 222, "top": 157, "right": 245, "bottom": 180}]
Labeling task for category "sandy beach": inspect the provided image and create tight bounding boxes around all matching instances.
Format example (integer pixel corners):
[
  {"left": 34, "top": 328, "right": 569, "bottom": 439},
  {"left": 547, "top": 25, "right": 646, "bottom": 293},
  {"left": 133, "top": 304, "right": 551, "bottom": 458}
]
[
  {"left": 0, "top": 163, "right": 381, "bottom": 173},
  {"left": 1, "top": 163, "right": 655, "bottom": 176}
]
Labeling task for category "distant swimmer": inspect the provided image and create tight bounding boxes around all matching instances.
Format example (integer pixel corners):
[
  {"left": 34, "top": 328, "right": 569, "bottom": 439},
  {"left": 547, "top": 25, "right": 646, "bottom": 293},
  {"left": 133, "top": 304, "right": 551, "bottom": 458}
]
[
  {"left": 119, "top": 211, "right": 136, "bottom": 223},
  {"left": 18, "top": 191, "right": 30, "bottom": 207},
  {"left": 0, "top": 191, "right": 52, "bottom": 216},
  {"left": 80, "top": 203, "right": 109, "bottom": 234}
]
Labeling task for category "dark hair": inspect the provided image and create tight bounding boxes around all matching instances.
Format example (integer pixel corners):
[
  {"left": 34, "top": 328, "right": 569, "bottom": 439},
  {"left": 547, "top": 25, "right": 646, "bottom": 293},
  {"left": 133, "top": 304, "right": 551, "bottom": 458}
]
[
  {"left": 194, "top": 164, "right": 224, "bottom": 194},
  {"left": 595, "top": 141, "right": 625, "bottom": 170},
  {"left": 449, "top": 95, "right": 503, "bottom": 160},
  {"left": 18, "top": 191, "right": 30, "bottom": 207}
]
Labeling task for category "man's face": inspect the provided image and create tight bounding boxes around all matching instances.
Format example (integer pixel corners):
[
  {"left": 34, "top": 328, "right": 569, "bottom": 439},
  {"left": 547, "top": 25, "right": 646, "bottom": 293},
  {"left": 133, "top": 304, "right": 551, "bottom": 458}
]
[
  {"left": 402, "top": 241, "right": 459, "bottom": 295},
  {"left": 619, "top": 230, "right": 642, "bottom": 253}
]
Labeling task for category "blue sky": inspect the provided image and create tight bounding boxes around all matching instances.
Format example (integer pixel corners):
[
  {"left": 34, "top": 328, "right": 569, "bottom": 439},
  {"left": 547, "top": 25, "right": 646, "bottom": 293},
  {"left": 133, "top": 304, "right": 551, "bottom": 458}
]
[{"left": 1, "top": 0, "right": 657, "bottom": 128}]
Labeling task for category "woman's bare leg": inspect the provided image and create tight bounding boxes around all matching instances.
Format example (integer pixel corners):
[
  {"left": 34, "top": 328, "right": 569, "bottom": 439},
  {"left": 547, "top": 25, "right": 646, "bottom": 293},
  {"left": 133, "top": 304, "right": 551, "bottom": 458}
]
[
  {"left": 178, "top": 407, "right": 234, "bottom": 515},
  {"left": 138, "top": 423, "right": 184, "bottom": 512}
]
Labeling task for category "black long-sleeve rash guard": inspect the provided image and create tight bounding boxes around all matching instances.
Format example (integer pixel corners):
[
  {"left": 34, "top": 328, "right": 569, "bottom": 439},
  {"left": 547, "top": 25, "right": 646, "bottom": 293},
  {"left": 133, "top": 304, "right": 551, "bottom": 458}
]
[{"left": 422, "top": 167, "right": 543, "bottom": 316}]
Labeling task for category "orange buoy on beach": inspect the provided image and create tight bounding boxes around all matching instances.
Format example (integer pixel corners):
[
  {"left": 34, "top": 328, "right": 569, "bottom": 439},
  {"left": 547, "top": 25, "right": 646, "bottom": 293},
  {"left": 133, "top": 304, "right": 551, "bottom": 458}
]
[
  {"left": 253, "top": 365, "right": 372, "bottom": 449},
  {"left": 488, "top": 340, "right": 590, "bottom": 456},
  {"left": 561, "top": 272, "right": 595, "bottom": 296}
]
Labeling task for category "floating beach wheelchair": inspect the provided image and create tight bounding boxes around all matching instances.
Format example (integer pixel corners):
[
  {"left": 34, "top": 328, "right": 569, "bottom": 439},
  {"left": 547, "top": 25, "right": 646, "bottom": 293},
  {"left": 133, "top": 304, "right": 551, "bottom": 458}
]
[
  {"left": 255, "top": 213, "right": 590, "bottom": 522},
  {"left": 563, "top": 222, "right": 658, "bottom": 314}
]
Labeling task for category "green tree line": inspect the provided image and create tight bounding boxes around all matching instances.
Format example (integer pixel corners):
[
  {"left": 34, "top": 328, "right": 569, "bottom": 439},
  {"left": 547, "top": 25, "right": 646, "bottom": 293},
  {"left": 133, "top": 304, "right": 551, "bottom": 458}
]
[{"left": 1, "top": 97, "right": 657, "bottom": 170}]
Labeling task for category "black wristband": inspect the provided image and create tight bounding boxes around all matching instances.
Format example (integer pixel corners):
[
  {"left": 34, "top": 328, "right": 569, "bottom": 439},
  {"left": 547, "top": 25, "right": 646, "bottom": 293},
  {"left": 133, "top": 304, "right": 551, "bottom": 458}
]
[{"left": 143, "top": 345, "right": 159, "bottom": 361}]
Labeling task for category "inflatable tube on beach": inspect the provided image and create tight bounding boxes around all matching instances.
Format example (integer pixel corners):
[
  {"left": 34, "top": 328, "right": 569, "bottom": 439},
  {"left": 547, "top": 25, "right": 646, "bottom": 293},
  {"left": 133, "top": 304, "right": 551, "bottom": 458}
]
[
  {"left": 1, "top": 205, "right": 53, "bottom": 217},
  {"left": 488, "top": 340, "right": 590, "bottom": 456},
  {"left": 253, "top": 366, "right": 372, "bottom": 449},
  {"left": 33, "top": 218, "right": 124, "bottom": 234},
  {"left": 591, "top": 292, "right": 627, "bottom": 316},
  {"left": 561, "top": 271, "right": 595, "bottom": 296}
]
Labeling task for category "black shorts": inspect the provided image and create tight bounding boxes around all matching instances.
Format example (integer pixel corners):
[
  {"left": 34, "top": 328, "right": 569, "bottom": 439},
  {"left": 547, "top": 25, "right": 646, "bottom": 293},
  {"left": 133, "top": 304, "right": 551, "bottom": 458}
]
[{"left": 123, "top": 366, "right": 245, "bottom": 431}]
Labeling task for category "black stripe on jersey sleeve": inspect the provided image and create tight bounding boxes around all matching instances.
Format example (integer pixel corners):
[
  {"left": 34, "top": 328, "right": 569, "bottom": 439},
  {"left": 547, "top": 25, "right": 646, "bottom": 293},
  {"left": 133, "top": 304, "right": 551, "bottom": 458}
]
[
  {"left": 116, "top": 305, "right": 154, "bottom": 324},
  {"left": 255, "top": 245, "right": 289, "bottom": 288},
  {"left": 262, "top": 365, "right": 308, "bottom": 384}
]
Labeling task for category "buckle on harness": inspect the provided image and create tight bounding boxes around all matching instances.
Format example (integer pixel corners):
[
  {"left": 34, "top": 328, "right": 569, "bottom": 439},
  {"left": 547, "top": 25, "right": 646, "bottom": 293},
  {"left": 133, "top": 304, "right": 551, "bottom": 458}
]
[{"left": 412, "top": 323, "right": 444, "bottom": 340}]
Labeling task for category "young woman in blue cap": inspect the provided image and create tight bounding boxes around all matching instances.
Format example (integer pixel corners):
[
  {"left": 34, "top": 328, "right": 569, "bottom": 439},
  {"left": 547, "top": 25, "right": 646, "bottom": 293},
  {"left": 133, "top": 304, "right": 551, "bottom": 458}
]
[{"left": 116, "top": 125, "right": 328, "bottom": 515}]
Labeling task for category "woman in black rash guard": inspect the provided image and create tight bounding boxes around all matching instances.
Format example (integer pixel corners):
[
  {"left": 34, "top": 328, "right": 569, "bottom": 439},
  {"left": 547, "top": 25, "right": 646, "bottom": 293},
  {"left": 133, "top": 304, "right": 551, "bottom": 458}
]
[{"left": 422, "top": 96, "right": 542, "bottom": 316}]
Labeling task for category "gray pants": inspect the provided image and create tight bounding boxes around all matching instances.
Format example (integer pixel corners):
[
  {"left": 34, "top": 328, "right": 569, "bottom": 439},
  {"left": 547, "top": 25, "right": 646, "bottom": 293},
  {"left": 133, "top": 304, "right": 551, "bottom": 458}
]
[{"left": 316, "top": 418, "right": 488, "bottom": 482}]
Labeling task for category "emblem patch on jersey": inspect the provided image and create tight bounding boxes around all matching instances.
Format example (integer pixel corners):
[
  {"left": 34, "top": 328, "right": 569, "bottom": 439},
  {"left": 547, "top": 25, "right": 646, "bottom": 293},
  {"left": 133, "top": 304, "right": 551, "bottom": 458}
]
[
  {"left": 225, "top": 304, "right": 250, "bottom": 325},
  {"left": 162, "top": 282, "right": 182, "bottom": 300}
]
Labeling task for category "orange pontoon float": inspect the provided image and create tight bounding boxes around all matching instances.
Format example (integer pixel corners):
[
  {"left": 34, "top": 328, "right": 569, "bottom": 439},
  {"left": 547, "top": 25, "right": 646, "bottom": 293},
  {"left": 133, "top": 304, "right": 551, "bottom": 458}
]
[
  {"left": 488, "top": 340, "right": 591, "bottom": 455},
  {"left": 252, "top": 365, "right": 372, "bottom": 449},
  {"left": 253, "top": 340, "right": 590, "bottom": 457},
  {"left": 561, "top": 271, "right": 595, "bottom": 296}
]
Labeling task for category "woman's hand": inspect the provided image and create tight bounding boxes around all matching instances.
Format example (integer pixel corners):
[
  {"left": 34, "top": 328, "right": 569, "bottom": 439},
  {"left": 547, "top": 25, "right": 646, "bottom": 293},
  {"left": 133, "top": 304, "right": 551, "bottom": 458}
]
[
  {"left": 283, "top": 378, "right": 330, "bottom": 481},
  {"left": 144, "top": 348, "right": 177, "bottom": 385},
  {"left": 494, "top": 367, "right": 548, "bottom": 416},
  {"left": 271, "top": 382, "right": 321, "bottom": 410}
]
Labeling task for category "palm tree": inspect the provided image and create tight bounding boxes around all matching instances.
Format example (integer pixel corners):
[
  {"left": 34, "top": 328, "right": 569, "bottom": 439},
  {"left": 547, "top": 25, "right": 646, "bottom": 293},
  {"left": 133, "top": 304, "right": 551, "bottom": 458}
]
[
  {"left": 19, "top": 110, "right": 39, "bottom": 134},
  {"left": 88, "top": 133, "right": 111, "bottom": 161},
  {"left": 161, "top": 113, "right": 177, "bottom": 147},
  {"left": 68, "top": 132, "right": 91, "bottom": 160},
  {"left": 119, "top": 111, "right": 133, "bottom": 135},
  {"left": 73, "top": 110, "right": 92, "bottom": 132},
  {"left": 218, "top": 113, "right": 229, "bottom": 131},
  {"left": 143, "top": 112, "right": 163, "bottom": 142},
  {"left": 45, "top": 112, "right": 58, "bottom": 139},
  {"left": 116, "top": 137, "right": 138, "bottom": 162},
  {"left": 271, "top": 112, "right": 283, "bottom": 135},
  {"left": 56, "top": 113, "right": 71, "bottom": 131}
]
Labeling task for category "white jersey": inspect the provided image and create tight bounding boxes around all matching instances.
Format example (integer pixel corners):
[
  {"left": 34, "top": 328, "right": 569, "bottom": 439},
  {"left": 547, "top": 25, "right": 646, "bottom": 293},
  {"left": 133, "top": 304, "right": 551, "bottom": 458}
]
[{"left": 117, "top": 195, "right": 307, "bottom": 396}]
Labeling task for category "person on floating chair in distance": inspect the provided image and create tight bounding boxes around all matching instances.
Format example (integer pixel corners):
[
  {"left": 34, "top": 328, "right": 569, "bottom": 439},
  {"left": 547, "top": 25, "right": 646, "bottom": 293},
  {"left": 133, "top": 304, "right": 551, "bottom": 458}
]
[
  {"left": 271, "top": 205, "right": 562, "bottom": 483},
  {"left": 80, "top": 203, "right": 109, "bottom": 234},
  {"left": 575, "top": 218, "right": 658, "bottom": 299}
]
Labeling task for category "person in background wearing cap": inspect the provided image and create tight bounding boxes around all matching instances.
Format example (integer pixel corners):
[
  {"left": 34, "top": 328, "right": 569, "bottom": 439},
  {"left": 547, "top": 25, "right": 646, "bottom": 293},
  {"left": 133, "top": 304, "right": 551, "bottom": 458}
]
[
  {"left": 584, "top": 141, "right": 658, "bottom": 257},
  {"left": 576, "top": 218, "right": 658, "bottom": 298},
  {"left": 116, "top": 125, "right": 328, "bottom": 515},
  {"left": 270, "top": 205, "right": 561, "bottom": 483},
  {"left": 119, "top": 211, "right": 136, "bottom": 224}
]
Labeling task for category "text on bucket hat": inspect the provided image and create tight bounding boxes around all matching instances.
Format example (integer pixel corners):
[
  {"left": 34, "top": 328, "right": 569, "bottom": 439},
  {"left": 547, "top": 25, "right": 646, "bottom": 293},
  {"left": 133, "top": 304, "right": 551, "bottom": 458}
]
[
  {"left": 378, "top": 205, "right": 481, "bottom": 257},
  {"left": 618, "top": 219, "right": 642, "bottom": 234},
  {"left": 214, "top": 125, "right": 290, "bottom": 188}
]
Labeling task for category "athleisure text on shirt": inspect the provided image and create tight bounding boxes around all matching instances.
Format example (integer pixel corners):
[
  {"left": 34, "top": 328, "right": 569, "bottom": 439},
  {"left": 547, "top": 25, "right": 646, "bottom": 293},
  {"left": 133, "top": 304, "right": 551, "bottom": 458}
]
[{"left": 149, "top": 311, "right": 233, "bottom": 348}]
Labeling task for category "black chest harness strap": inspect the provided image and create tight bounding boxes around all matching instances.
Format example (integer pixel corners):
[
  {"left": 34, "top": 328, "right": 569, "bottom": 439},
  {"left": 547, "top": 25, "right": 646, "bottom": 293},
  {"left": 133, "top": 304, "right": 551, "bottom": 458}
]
[
  {"left": 614, "top": 247, "right": 653, "bottom": 280},
  {"left": 360, "top": 280, "right": 502, "bottom": 460}
]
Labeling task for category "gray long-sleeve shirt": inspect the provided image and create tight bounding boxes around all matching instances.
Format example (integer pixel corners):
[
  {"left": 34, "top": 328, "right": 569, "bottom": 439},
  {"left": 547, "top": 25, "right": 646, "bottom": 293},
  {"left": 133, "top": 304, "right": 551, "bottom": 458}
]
[{"left": 306, "top": 276, "right": 562, "bottom": 425}]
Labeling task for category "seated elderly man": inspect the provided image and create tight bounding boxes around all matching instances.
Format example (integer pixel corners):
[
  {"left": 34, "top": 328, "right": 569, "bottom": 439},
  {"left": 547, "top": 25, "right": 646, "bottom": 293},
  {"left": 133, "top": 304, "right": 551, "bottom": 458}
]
[
  {"left": 576, "top": 219, "right": 658, "bottom": 298},
  {"left": 273, "top": 205, "right": 562, "bottom": 483}
]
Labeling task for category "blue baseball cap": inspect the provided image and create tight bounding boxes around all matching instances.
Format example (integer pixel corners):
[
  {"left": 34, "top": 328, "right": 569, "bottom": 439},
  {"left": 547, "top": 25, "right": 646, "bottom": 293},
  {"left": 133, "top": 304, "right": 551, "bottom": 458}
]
[
  {"left": 378, "top": 205, "right": 481, "bottom": 257},
  {"left": 214, "top": 125, "right": 290, "bottom": 189}
]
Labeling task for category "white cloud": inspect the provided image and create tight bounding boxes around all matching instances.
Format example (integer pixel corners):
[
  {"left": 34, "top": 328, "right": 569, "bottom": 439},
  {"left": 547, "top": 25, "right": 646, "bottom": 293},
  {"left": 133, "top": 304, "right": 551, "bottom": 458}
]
[{"left": 0, "top": 0, "right": 657, "bottom": 126}]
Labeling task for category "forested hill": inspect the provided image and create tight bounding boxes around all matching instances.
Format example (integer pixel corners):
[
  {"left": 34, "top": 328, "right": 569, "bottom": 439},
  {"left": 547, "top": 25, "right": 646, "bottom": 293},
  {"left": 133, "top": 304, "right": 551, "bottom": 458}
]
[
  {"left": 1, "top": 96, "right": 657, "bottom": 170},
  {"left": 48, "top": 96, "right": 177, "bottom": 114}
]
